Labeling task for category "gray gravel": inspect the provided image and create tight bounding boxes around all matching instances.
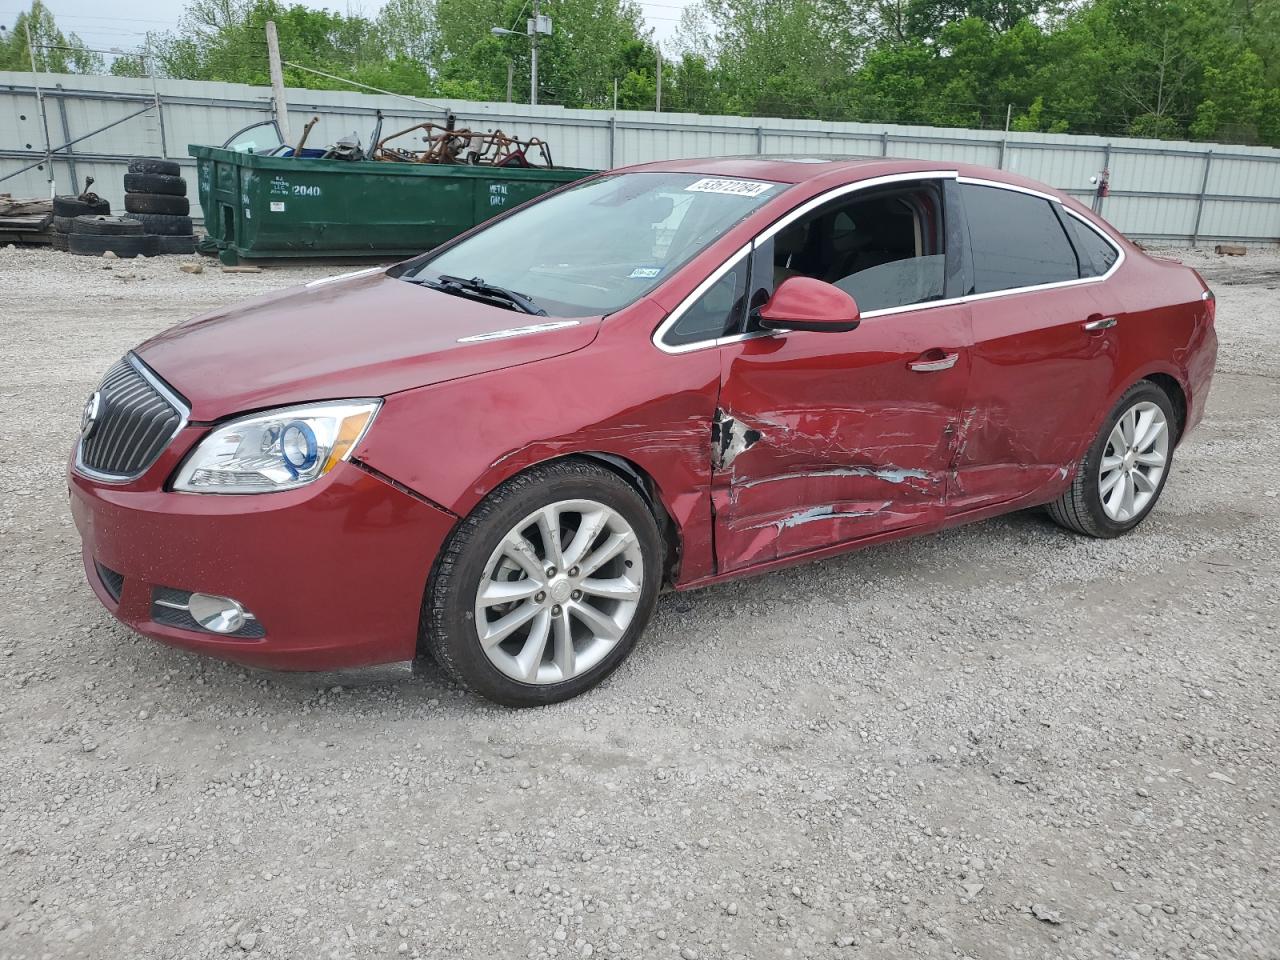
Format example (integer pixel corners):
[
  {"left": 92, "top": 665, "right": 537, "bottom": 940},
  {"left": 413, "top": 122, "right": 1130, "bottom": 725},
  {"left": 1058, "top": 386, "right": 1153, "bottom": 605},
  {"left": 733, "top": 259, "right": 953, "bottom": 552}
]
[{"left": 0, "top": 244, "right": 1277, "bottom": 959}]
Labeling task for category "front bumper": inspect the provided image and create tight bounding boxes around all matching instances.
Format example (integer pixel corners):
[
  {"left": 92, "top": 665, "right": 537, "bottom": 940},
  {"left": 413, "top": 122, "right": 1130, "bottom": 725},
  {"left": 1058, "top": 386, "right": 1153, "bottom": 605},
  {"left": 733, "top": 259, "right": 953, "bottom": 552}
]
[{"left": 69, "top": 449, "right": 456, "bottom": 671}]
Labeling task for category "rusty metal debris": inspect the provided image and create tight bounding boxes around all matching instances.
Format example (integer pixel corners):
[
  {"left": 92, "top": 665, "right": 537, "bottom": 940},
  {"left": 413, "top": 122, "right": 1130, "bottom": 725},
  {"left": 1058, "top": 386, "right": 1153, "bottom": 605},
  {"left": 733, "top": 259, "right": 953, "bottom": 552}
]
[{"left": 372, "top": 113, "right": 554, "bottom": 168}]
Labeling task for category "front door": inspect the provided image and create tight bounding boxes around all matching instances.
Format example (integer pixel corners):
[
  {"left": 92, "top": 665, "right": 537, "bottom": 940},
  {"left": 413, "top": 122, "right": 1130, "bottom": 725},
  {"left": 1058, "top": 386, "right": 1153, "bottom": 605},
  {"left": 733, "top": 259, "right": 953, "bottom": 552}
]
[{"left": 710, "top": 176, "right": 971, "bottom": 573}]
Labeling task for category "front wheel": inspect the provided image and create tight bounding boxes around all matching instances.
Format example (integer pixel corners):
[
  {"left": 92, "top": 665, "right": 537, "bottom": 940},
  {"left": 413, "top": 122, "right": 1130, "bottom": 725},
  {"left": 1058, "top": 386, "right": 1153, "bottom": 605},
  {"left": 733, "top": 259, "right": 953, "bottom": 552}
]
[
  {"left": 1047, "top": 380, "right": 1177, "bottom": 538},
  {"left": 423, "top": 459, "right": 662, "bottom": 706}
]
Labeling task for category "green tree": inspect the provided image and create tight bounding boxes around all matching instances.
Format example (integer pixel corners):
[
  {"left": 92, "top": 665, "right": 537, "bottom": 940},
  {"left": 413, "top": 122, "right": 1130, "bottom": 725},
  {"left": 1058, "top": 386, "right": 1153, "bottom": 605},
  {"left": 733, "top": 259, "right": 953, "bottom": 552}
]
[{"left": 0, "top": 0, "right": 102, "bottom": 73}]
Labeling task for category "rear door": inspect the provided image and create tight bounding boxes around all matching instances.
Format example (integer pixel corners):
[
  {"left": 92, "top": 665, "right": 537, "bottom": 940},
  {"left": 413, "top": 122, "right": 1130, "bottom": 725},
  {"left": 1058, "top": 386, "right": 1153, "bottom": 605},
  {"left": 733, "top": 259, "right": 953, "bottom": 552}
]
[
  {"left": 948, "top": 181, "right": 1122, "bottom": 515},
  {"left": 706, "top": 175, "right": 972, "bottom": 572}
]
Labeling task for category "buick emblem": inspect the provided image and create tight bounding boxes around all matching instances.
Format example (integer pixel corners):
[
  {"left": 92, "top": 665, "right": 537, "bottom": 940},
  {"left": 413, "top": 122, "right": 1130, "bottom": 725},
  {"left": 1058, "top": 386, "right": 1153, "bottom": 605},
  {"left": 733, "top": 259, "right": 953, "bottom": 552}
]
[{"left": 81, "top": 391, "right": 101, "bottom": 440}]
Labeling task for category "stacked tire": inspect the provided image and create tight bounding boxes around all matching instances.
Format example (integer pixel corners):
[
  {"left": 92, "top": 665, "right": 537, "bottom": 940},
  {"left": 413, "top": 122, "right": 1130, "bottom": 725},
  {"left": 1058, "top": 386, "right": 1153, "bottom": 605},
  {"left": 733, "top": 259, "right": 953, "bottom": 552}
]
[
  {"left": 123, "top": 158, "right": 195, "bottom": 256},
  {"left": 50, "top": 194, "right": 109, "bottom": 252},
  {"left": 67, "top": 215, "right": 158, "bottom": 258}
]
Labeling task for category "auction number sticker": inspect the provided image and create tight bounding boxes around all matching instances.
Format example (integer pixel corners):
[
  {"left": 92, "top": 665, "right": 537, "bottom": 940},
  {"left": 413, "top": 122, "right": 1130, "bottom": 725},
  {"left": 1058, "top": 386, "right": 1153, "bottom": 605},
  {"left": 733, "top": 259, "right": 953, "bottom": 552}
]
[
  {"left": 684, "top": 177, "right": 774, "bottom": 198},
  {"left": 269, "top": 201, "right": 286, "bottom": 212}
]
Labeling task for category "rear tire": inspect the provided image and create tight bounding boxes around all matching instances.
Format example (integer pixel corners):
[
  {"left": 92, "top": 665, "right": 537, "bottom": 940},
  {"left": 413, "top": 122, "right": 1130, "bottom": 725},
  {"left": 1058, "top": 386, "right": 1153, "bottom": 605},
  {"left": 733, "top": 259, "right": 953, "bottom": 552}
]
[
  {"left": 424, "top": 459, "right": 662, "bottom": 706},
  {"left": 1047, "top": 380, "right": 1177, "bottom": 538}
]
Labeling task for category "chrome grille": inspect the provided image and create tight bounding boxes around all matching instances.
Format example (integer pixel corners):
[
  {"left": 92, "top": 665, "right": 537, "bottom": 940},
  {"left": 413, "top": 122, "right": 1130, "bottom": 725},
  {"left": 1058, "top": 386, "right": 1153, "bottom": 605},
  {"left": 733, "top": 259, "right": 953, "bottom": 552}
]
[{"left": 77, "top": 355, "right": 187, "bottom": 481}]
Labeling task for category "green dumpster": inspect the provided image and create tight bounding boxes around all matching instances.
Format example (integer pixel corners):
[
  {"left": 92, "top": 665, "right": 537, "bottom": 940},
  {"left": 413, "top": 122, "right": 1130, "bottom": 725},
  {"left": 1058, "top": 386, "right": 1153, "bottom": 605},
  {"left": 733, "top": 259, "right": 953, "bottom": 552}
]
[{"left": 190, "top": 145, "right": 593, "bottom": 262}]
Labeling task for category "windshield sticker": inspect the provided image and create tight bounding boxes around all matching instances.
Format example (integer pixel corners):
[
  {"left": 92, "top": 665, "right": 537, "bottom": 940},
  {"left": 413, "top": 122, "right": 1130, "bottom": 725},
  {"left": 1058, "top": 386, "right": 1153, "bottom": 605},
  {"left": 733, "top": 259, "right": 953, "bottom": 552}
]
[
  {"left": 685, "top": 177, "right": 775, "bottom": 198},
  {"left": 629, "top": 266, "right": 662, "bottom": 279}
]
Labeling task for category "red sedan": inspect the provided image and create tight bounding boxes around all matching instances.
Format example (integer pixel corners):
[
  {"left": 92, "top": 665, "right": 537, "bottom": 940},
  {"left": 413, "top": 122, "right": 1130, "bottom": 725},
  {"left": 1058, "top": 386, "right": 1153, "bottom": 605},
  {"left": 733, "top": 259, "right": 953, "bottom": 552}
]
[{"left": 69, "top": 158, "right": 1217, "bottom": 705}]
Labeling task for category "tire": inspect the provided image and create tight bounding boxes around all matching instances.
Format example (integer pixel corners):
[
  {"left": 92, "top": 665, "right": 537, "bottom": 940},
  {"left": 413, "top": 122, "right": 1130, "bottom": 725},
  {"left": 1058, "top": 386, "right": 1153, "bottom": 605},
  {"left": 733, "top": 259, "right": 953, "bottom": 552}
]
[
  {"left": 52, "top": 195, "right": 109, "bottom": 218},
  {"left": 424, "top": 459, "right": 662, "bottom": 706},
  {"left": 50, "top": 231, "right": 69, "bottom": 251},
  {"left": 52, "top": 215, "right": 76, "bottom": 233},
  {"left": 156, "top": 234, "right": 197, "bottom": 255},
  {"left": 67, "top": 233, "right": 159, "bottom": 259},
  {"left": 1047, "top": 380, "right": 1178, "bottom": 538},
  {"left": 124, "top": 193, "right": 190, "bottom": 216},
  {"left": 123, "top": 172, "right": 187, "bottom": 196},
  {"left": 71, "top": 215, "right": 144, "bottom": 236},
  {"left": 127, "top": 157, "right": 181, "bottom": 177},
  {"left": 125, "top": 212, "right": 193, "bottom": 236}
]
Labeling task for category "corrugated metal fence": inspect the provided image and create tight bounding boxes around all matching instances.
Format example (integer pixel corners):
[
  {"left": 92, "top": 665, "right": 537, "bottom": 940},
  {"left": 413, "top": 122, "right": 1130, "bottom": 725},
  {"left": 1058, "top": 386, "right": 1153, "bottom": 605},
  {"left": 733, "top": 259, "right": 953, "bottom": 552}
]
[{"left": 3, "top": 70, "right": 1279, "bottom": 246}]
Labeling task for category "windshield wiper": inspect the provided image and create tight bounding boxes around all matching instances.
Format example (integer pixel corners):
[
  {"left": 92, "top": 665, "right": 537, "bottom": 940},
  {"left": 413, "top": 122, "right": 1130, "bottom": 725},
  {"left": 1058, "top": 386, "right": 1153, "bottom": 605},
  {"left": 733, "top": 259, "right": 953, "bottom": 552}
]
[{"left": 412, "top": 274, "right": 547, "bottom": 316}]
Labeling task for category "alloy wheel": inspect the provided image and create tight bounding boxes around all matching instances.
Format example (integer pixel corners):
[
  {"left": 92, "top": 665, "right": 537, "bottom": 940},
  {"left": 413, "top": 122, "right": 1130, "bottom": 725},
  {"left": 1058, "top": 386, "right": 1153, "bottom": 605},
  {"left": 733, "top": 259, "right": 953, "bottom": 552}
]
[
  {"left": 474, "top": 499, "right": 644, "bottom": 684},
  {"left": 1098, "top": 400, "right": 1169, "bottom": 522}
]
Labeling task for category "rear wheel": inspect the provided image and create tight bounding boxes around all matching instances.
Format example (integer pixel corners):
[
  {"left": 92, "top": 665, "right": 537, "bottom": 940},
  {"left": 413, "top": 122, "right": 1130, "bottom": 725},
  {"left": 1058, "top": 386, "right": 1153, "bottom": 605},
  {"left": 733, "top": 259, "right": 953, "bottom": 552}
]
[
  {"left": 1047, "top": 381, "right": 1176, "bottom": 538},
  {"left": 423, "top": 460, "right": 661, "bottom": 706}
]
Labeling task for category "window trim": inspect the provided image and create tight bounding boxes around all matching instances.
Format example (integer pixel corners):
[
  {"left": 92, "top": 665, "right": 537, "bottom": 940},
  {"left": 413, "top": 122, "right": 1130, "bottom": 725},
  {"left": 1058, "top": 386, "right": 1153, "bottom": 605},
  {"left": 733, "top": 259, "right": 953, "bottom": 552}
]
[{"left": 652, "top": 171, "right": 1126, "bottom": 355}]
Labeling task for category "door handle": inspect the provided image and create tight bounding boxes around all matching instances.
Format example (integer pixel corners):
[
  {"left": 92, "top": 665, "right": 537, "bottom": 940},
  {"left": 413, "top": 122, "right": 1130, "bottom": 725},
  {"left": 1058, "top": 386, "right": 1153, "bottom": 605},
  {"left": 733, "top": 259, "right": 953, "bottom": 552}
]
[
  {"left": 908, "top": 351, "right": 959, "bottom": 372},
  {"left": 1083, "top": 315, "right": 1118, "bottom": 331}
]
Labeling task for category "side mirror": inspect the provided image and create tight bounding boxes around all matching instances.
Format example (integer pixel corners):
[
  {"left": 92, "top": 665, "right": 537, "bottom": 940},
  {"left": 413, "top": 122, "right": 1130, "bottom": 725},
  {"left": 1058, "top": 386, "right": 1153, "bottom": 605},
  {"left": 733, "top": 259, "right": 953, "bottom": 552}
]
[{"left": 755, "top": 276, "right": 861, "bottom": 333}]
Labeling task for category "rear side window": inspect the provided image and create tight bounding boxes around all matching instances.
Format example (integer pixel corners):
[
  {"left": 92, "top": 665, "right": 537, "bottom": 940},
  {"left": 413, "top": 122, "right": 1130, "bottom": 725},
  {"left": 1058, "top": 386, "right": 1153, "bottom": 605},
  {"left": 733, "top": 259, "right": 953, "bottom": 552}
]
[
  {"left": 961, "top": 183, "right": 1079, "bottom": 294},
  {"left": 1064, "top": 214, "right": 1120, "bottom": 278}
]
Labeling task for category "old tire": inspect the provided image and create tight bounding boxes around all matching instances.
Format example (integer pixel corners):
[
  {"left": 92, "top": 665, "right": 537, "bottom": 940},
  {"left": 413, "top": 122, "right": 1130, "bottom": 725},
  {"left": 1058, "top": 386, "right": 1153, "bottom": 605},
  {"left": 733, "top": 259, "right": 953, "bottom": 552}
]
[
  {"left": 67, "top": 233, "right": 159, "bottom": 258},
  {"left": 124, "top": 193, "right": 190, "bottom": 216},
  {"left": 50, "top": 231, "right": 69, "bottom": 251},
  {"left": 52, "top": 215, "right": 76, "bottom": 233},
  {"left": 71, "top": 215, "right": 144, "bottom": 236},
  {"left": 424, "top": 459, "right": 662, "bottom": 706},
  {"left": 125, "top": 212, "right": 193, "bottom": 236},
  {"left": 52, "top": 195, "right": 109, "bottom": 218},
  {"left": 123, "top": 172, "right": 187, "bottom": 196},
  {"left": 1047, "top": 380, "right": 1178, "bottom": 538},
  {"left": 127, "top": 158, "right": 181, "bottom": 177},
  {"left": 156, "top": 235, "right": 197, "bottom": 255}
]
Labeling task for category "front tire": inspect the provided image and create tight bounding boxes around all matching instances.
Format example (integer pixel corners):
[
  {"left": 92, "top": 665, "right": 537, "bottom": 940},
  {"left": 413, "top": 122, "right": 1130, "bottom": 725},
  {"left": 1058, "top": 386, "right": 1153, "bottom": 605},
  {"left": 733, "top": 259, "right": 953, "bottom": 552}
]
[
  {"left": 1047, "top": 380, "right": 1177, "bottom": 538},
  {"left": 423, "top": 459, "right": 662, "bottom": 706}
]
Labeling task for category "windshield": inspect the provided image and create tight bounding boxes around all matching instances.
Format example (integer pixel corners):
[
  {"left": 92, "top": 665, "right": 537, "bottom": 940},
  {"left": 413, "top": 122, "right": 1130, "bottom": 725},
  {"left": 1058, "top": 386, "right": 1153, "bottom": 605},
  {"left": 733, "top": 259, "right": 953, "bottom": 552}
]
[{"left": 398, "top": 172, "right": 784, "bottom": 317}]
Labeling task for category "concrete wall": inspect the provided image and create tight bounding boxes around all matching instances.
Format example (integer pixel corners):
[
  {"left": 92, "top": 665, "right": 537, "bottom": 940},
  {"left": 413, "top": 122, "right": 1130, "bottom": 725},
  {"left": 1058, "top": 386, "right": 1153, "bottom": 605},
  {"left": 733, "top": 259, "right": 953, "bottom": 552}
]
[{"left": 3, "top": 70, "right": 1278, "bottom": 246}]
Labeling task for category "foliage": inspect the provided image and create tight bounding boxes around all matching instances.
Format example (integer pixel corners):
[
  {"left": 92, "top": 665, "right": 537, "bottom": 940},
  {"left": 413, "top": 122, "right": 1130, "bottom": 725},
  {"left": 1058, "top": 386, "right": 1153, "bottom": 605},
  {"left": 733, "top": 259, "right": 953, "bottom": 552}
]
[
  {"left": 0, "top": 0, "right": 101, "bottom": 73},
  {"left": 8, "top": 0, "right": 1280, "bottom": 145}
]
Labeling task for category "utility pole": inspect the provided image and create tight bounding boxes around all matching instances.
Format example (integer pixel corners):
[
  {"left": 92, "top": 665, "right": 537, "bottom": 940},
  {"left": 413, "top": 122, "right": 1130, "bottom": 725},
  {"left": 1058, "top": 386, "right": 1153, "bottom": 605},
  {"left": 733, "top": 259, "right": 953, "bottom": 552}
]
[
  {"left": 1004, "top": 103, "right": 1012, "bottom": 132},
  {"left": 613, "top": 77, "right": 618, "bottom": 111},
  {"left": 506, "top": 61, "right": 513, "bottom": 103},
  {"left": 266, "top": 20, "right": 293, "bottom": 146},
  {"left": 655, "top": 52, "right": 662, "bottom": 112},
  {"left": 530, "top": 0, "right": 540, "bottom": 106}
]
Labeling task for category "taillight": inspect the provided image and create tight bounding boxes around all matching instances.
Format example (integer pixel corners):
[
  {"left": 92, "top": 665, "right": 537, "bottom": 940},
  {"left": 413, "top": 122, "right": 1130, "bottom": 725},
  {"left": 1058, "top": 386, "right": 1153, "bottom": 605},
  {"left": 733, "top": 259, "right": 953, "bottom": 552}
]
[{"left": 1203, "top": 288, "right": 1216, "bottom": 325}]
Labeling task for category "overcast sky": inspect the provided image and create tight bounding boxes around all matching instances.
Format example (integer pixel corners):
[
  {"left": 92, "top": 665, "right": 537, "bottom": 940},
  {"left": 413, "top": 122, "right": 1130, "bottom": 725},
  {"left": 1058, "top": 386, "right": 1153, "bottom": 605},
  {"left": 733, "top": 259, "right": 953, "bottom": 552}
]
[{"left": 1, "top": 0, "right": 693, "bottom": 56}]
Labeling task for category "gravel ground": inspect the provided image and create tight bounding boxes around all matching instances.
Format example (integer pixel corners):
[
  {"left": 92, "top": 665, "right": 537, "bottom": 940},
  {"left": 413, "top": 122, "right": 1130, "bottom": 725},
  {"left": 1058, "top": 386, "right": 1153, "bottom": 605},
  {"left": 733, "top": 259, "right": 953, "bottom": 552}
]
[{"left": 0, "top": 244, "right": 1277, "bottom": 960}]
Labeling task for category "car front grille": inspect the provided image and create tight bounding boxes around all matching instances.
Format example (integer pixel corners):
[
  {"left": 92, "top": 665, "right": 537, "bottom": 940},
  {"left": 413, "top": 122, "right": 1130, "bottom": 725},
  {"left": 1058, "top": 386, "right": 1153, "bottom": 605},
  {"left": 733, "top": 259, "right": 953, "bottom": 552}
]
[
  {"left": 77, "top": 355, "right": 187, "bottom": 481},
  {"left": 95, "top": 562, "right": 124, "bottom": 602}
]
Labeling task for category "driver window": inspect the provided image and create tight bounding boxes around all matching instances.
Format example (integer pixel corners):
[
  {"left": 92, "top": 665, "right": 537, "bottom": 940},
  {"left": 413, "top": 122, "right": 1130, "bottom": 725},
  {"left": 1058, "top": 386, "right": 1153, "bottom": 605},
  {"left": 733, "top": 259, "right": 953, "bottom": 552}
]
[{"left": 752, "top": 181, "right": 947, "bottom": 318}]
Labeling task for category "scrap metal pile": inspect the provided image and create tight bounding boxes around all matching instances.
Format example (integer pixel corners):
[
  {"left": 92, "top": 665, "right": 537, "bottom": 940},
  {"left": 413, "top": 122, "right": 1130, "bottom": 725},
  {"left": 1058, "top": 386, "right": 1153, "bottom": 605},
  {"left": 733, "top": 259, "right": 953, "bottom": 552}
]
[{"left": 372, "top": 115, "right": 554, "bottom": 168}]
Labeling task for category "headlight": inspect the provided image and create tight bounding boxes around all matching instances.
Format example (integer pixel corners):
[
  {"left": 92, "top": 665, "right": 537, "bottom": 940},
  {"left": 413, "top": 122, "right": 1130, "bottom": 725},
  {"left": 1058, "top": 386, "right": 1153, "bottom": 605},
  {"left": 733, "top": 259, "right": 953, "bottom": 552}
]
[{"left": 172, "top": 400, "right": 380, "bottom": 494}]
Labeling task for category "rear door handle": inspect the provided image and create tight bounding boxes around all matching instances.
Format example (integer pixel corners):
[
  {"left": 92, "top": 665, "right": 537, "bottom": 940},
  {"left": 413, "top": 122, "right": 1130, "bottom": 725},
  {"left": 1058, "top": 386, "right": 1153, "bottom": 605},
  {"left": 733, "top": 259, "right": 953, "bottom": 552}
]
[
  {"left": 1083, "top": 315, "right": 1118, "bottom": 331},
  {"left": 908, "top": 351, "right": 959, "bottom": 372}
]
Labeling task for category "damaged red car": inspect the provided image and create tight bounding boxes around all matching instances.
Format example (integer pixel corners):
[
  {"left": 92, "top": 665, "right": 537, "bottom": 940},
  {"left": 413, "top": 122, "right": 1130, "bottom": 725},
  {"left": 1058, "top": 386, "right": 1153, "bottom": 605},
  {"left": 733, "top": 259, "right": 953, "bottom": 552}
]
[{"left": 70, "top": 158, "right": 1217, "bottom": 705}]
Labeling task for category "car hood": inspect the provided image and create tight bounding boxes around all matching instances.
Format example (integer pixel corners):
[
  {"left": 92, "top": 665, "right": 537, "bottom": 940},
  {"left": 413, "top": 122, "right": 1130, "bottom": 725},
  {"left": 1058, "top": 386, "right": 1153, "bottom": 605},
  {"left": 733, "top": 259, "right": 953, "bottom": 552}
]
[{"left": 135, "top": 270, "right": 603, "bottom": 421}]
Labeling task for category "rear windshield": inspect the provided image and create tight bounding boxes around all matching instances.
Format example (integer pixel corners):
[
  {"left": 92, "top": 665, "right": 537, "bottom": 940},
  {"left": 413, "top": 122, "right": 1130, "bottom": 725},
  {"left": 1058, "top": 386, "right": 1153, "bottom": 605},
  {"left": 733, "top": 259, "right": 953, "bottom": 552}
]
[{"left": 398, "top": 172, "right": 784, "bottom": 317}]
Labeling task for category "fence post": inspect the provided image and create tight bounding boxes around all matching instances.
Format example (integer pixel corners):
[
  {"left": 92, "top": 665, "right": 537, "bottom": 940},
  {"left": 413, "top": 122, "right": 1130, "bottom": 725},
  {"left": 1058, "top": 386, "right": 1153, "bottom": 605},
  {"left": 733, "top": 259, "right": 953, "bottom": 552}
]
[
  {"left": 608, "top": 115, "right": 617, "bottom": 168},
  {"left": 997, "top": 138, "right": 1006, "bottom": 169},
  {"left": 53, "top": 84, "right": 78, "bottom": 192},
  {"left": 881, "top": 131, "right": 888, "bottom": 156},
  {"left": 1191, "top": 150, "right": 1214, "bottom": 249},
  {"left": 147, "top": 59, "right": 169, "bottom": 159},
  {"left": 756, "top": 126, "right": 764, "bottom": 155},
  {"left": 1094, "top": 142, "right": 1112, "bottom": 214}
]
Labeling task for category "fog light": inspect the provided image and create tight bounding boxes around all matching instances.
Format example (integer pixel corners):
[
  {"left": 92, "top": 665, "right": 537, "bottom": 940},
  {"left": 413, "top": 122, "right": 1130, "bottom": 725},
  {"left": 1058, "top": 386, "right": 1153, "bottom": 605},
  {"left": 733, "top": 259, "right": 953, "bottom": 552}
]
[{"left": 187, "top": 593, "right": 248, "bottom": 634}]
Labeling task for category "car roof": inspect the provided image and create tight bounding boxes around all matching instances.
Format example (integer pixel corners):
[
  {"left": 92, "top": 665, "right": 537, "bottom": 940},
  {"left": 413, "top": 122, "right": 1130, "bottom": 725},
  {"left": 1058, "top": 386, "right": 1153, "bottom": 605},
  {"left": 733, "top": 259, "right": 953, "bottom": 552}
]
[{"left": 620, "top": 155, "right": 1071, "bottom": 203}]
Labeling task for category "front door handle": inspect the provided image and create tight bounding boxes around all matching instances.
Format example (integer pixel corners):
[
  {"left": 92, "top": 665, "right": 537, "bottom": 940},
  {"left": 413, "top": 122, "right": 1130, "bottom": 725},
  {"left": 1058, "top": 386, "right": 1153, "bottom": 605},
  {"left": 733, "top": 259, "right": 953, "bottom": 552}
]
[
  {"left": 1083, "top": 315, "right": 1118, "bottom": 331},
  {"left": 908, "top": 351, "right": 959, "bottom": 372}
]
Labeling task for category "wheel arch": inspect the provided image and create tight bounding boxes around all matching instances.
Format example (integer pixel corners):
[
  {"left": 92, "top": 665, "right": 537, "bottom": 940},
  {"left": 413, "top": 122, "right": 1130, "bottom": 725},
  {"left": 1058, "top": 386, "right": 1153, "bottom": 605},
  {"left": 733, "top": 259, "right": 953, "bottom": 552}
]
[{"left": 1143, "top": 371, "right": 1188, "bottom": 443}]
